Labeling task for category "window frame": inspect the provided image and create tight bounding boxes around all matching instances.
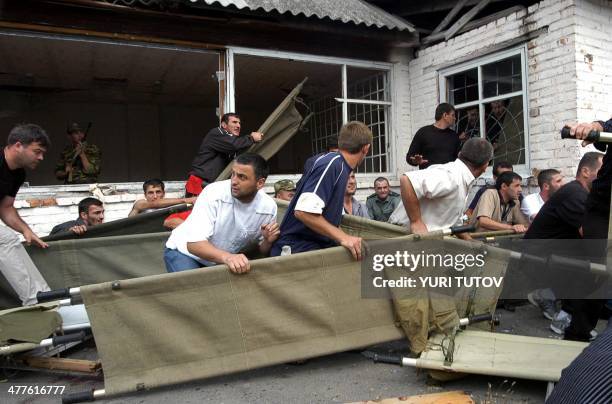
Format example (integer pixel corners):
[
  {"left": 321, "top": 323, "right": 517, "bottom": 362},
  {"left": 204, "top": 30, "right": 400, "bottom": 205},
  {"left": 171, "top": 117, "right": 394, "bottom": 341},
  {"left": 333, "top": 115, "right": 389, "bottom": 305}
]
[
  {"left": 226, "top": 46, "right": 395, "bottom": 179},
  {"left": 438, "top": 46, "right": 530, "bottom": 176}
]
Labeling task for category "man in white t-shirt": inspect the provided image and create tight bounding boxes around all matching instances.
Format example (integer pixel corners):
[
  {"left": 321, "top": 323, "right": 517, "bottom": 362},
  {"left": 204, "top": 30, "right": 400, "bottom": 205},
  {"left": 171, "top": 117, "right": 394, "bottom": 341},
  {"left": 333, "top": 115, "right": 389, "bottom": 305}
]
[
  {"left": 520, "top": 168, "right": 563, "bottom": 222},
  {"left": 164, "top": 153, "right": 279, "bottom": 274},
  {"left": 389, "top": 138, "right": 493, "bottom": 235}
]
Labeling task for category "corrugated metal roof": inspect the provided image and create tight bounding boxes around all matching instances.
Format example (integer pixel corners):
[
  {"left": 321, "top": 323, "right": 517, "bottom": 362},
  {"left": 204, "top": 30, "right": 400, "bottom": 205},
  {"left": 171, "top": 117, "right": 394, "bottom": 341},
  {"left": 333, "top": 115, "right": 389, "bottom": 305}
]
[{"left": 191, "top": 0, "right": 415, "bottom": 31}]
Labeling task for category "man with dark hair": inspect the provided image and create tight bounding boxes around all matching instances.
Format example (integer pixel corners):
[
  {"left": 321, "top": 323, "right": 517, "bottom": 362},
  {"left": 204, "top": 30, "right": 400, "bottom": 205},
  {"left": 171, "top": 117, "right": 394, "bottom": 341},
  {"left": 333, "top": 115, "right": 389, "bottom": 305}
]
[
  {"left": 406, "top": 103, "right": 461, "bottom": 169},
  {"left": 165, "top": 152, "right": 278, "bottom": 273},
  {"left": 50, "top": 197, "right": 105, "bottom": 236},
  {"left": 366, "top": 176, "right": 400, "bottom": 222},
  {"left": 55, "top": 122, "right": 101, "bottom": 184},
  {"left": 525, "top": 152, "right": 603, "bottom": 323},
  {"left": 343, "top": 172, "right": 368, "bottom": 218},
  {"left": 128, "top": 178, "right": 196, "bottom": 217},
  {"left": 390, "top": 138, "right": 493, "bottom": 234},
  {"left": 465, "top": 160, "right": 513, "bottom": 217},
  {"left": 521, "top": 168, "right": 564, "bottom": 222},
  {"left": 485, "top": 100, "right": 507, "bottom": 147},
  {"left": 469, "top": 171, "right": 529, "bottom": 233},
  {"left": 1, "top": 123, "right": 51, "bottom": 305},
  {"left": 187, "top": 113, "right": 264, "bottom": 195},
  {"left": 297, "top": 137, "right": 339, "bottom": 188},
  {"left": 549, "top": 119, "right": 611, "bottom": 342},
  {"left": 271, "top": 121, "right": 372, "bottom": 260}
]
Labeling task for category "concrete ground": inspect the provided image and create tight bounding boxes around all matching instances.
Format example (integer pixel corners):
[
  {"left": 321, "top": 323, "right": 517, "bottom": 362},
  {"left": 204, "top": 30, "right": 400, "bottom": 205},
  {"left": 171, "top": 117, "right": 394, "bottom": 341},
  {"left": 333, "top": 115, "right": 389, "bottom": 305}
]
[{"left": 0, "top": 303, "right": 603, "bottom": 404}]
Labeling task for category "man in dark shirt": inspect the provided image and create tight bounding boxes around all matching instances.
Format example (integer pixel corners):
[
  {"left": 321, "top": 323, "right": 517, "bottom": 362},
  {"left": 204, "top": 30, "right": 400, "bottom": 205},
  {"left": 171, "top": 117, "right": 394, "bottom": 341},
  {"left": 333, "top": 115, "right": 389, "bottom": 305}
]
[
  {"left": 0, "top": 123, "right": 51, "bottom": 305},
  {"left": 559, "top": 119, "right": 612, "bottom": 341},
  {"left": 271, "top": 122, "right": 372, "bottom": 260},
  {"left": 525, "top": 152, "right": 602, "bottom": 240},
  {"left": 187, "top": 113, "right": 263, "bottom": 194},
  {"left": 523, "top": 152, "right": 603, "bottom": 326},
  {"left": 406, "top": 103, "right": 461, "bottom": 169},
  {"left": 50, "top": 197, "right": 105, "bottom": 236}
]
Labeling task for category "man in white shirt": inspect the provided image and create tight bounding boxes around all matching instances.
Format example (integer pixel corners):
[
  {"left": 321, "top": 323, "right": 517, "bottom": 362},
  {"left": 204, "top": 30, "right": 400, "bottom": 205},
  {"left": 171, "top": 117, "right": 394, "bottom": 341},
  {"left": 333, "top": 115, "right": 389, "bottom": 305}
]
[
  {"left": 389, "top": 138, "right": 493, "bottom": 235},
  {"left": 164, "top": 153, "right": 279, "bottom": 274},
  {"left": 520, "top": 168, "right": 563, "bottom": 222}
]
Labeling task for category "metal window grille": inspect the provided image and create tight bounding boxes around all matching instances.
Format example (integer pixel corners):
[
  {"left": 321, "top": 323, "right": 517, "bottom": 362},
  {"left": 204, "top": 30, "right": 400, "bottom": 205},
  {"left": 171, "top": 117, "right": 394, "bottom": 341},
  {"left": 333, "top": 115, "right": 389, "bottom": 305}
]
[{"left": 309, "top": 71, "right": 389, "bottom": 173}]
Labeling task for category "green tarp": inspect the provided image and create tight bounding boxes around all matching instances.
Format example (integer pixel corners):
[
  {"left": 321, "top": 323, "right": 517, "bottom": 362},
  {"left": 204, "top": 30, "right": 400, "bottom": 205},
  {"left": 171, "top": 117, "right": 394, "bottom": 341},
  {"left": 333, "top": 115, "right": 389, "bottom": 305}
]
[
  {"left": 80, "top": 246, "right": 404, "bottom": 396},
  {"left": 78, "top": 236, "right": 505, "bottom": 397},
  {"left": 42, "top": 203, "right": 190, "bottom": 242},
  {"left": 0, "top": 205, "right": 408, "bottom": 308},
  {"left": 0, "top": 303, "right": 61, "bottom": 345},
  {"left": 418, "top": 330, "right": 587, "bottom": 382},
  {"left": 381, "top": 238, "right": 509, "bottom": 353}
]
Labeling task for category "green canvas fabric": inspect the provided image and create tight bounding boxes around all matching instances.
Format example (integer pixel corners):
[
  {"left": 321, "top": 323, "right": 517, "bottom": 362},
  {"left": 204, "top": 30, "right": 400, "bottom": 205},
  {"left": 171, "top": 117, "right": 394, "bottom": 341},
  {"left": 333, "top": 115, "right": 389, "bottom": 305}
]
[
  {"left": 80, "top": 247, "right": 404, "bottom": 396},
  {"left": 0, "top": 232, "right": 171, "bottom": 309},
  {"left": 381, "top": 238, "right": 508, "bottom": 354},
  {"left": 216, "top": 78, "right": 308, "bottom": 181},
  {"left": 42, "top": 203, "right": 189, "bottom": 242},
  {"left": 77, "top": 236, "right": 507, "bottom": 397},
  {"left": 419, "top": 330, "right": 588, "bottom": 382},
  {"left": 0, "top": 204, "right": 409, "bottom": 309},
  {"left": 0, "top": 303, "right": 61, "bottom": 345}
]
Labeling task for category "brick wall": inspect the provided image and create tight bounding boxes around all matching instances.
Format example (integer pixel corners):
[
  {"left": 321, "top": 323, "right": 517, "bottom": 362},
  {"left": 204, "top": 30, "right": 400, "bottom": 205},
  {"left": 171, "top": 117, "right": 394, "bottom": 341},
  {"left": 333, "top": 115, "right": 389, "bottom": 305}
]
[
  {"left": 574, "top": 0, "right": 612, "bottom": 123},
  {"left": 405, "top": 0, "right": 588, "bottom": 179}
]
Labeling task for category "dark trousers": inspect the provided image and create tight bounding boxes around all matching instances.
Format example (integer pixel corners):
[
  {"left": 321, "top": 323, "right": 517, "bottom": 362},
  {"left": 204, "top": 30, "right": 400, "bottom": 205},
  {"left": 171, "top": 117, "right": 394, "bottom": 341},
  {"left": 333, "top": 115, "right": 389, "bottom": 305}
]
[{"left": 563, "top": 208, "right": 610, "bottom": 341}]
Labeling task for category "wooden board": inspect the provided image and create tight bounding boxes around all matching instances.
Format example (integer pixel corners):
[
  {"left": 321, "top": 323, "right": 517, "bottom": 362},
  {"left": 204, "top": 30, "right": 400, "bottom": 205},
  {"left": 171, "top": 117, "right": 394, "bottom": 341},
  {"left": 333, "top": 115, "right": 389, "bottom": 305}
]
[{"left": 348, "top": 390, "right": 474, "bottom": 404}]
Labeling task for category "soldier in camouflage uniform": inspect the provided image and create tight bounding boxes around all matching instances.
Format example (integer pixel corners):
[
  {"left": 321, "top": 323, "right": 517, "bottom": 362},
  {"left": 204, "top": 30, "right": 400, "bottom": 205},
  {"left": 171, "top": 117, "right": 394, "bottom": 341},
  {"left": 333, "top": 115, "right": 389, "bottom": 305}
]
[{"left": 55, "top": 123, "right": 101, "bottom": 184}]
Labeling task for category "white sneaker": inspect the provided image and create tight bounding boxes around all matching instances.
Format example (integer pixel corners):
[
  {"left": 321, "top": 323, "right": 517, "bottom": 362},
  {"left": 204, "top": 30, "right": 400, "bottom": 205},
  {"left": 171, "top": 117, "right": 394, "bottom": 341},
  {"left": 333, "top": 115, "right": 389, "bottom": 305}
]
[{"left": 550, "top": 310, "right": 572, "bottom": 335}]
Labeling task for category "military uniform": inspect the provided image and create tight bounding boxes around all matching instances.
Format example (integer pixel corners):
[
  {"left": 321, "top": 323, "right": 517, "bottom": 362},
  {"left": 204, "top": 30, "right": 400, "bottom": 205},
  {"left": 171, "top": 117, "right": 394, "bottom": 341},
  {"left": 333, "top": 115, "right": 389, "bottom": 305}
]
[
  {"left": 366, "top": 191, "right": 401, "bottom": 222},
  {"left": 55, "top": 143, "right": 101, "bottom": 184}
]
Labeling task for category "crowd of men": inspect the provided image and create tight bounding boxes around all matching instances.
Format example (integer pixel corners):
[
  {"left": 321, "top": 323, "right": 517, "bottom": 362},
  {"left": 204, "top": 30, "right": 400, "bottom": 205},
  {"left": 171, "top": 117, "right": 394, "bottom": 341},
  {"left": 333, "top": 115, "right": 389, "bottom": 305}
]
[{"left": 0, "top": 105, "right": 610, "bottom": 401}]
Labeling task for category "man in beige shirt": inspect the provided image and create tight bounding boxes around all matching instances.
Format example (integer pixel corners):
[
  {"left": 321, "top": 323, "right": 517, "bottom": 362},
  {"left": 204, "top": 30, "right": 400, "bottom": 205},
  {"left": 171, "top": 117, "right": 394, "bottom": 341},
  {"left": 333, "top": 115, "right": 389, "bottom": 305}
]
[{"left": 470, "top": 171, "right": 529, "bottom": 233}]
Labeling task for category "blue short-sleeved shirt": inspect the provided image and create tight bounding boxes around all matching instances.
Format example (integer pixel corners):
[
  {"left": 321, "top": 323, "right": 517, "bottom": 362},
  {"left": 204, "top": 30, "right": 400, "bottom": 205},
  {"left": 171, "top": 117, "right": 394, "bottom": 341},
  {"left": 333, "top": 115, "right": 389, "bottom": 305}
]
[{"left": 271, "top": 152, "right": 352, "bottom": 255}]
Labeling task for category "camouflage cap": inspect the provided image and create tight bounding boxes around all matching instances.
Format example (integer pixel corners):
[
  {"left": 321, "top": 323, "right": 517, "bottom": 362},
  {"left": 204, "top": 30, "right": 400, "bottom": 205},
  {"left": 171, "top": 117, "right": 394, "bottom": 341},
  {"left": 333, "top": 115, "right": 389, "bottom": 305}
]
[
  {"left": 67, "top": 122, "right": 83, "bottom": 134},
  {"left": 274, "top": 179, "right": 296, "bottom": 193}
]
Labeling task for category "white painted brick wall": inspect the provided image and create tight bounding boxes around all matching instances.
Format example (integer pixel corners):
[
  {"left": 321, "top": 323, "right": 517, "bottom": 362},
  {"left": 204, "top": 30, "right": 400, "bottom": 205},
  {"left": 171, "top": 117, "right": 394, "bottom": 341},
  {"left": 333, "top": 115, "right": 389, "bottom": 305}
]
[
  {"left": 406, "top": 0, "right": 590, "bottom": 179},
  {"left": 573, "top": 0, "right": 612, "bottom": 124},
  {"left": 8, "top": 179, "right": 402, "bottom": 237}
]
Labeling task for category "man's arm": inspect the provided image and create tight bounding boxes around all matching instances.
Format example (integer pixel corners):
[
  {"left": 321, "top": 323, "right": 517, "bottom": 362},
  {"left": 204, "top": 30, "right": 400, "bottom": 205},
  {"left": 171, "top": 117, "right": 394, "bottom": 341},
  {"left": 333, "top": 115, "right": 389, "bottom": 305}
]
[
  {"left": 80, "top": 145, "right": 101, "bottom": 175},
  {"left": 163, "top": 217, "right": 184, "bottom": 230},
  {"left": 55, "top": 154, "right": 70, "bottom": 180},
  {"left": 520, "top": 196, "right": 537, "bottom": 222},
  {"left": 406, "top": 131, "right": 429, "bottom": 167},
  {"left": 259, "top": 222, "right": 280, "bottom": 255},
  {"left": 128, "top": 197, "right": 196, "bottom": 217},
  {"left": 476, "top": 216, "right": 527, "bottom": 233},
  {"left": 208, "top": 132, "right": 256, "bottom": 154},
  {"left": 399, "top": 174, "right": 427, "bottom": 234},
  {"left": 0, "top": 198, "right": 48, "bottom": 248},
  {"left": 186, "top": 240, "right": 250, "bottom": 274},
  {"left": 294, "top": 210, "right": 363, "bottom": 260}
]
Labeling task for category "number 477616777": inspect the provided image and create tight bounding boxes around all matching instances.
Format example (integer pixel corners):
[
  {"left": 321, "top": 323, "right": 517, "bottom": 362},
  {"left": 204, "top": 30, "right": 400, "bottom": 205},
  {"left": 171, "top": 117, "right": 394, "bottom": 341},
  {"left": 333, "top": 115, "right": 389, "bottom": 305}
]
[{"left": 7, "top": 385, "right": 65, "bottom": 395}]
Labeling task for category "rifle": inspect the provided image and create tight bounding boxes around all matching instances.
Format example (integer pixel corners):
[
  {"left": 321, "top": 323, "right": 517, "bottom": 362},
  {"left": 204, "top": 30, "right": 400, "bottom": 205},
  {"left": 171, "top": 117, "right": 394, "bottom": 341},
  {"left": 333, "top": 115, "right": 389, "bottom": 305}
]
[{"left": 67, "top": 122, "right": 93, "bottom": 183}]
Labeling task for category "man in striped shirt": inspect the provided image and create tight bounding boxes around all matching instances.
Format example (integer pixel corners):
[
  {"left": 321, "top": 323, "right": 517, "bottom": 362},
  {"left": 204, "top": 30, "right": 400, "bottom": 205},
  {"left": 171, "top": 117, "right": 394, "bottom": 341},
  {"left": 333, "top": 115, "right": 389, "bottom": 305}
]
[{"left": 271, "top": 122, "right": 372, "bottom": 260}]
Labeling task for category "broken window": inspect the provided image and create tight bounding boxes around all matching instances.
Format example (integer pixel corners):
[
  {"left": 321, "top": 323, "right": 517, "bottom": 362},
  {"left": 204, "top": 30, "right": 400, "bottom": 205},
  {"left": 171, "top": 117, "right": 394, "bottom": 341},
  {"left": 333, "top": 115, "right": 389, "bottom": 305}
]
[
  {"left": 0, "top": 31, "right": 222, "bottom": 185},
  {"left": 442, "top": 49, "right": 527, "bottom": 167},
  {"left": 233, "top": 53, "right": 391, "bottom": 176}
]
